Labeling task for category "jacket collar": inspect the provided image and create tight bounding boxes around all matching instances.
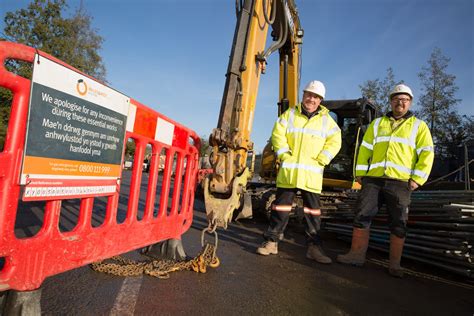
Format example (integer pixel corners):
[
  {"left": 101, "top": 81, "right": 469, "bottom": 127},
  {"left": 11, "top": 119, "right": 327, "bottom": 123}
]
[
  {"left": 386, "top": 110, "right": 414, "bottom": 120},
  {"left": 297, "top": 103, "right": 329, "bottom": 118}
]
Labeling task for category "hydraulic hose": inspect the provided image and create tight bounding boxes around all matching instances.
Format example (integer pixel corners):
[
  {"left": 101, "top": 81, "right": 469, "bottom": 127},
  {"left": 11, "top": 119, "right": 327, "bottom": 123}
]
[
  {"left": 235, "top": 0, "right": 243, "bottom": 16},
  {"left": 263, "top": 0, "right": 288, "bottom": 59},
  {"left": 263, "top": 0, "right": 277, "bottom": 25}
]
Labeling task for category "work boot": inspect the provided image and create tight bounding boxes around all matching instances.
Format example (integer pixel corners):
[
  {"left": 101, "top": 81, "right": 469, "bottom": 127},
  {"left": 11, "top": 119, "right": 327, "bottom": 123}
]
[
  {"left": 336, "top": 228, "right": 370, "bottom": 266},
  {"left": 306, "top": 244, "right": 332, "bottom": 264},
  {"left": 256, "top": 241, "right": 278, "bottom": 256},
  {"left": 388, "top": 234, "right": 405, "bottom": 278}
]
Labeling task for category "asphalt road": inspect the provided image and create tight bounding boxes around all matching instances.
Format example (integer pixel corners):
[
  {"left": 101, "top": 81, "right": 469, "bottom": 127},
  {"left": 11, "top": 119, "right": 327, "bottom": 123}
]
[
  {"left": 8, "top": 171, "right": 474, "bottom": 315},
  {"left": 37, "top": 202, "right": 473, "bottom": 315}
]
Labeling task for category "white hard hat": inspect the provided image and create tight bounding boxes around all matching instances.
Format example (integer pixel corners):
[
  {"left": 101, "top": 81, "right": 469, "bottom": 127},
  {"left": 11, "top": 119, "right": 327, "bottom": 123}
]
[
  {"left": 303, "top": 80, "right": 326, "bottom": 99},
  {"left": 389, "top": 84, "right": 413, "bottom": 100}
]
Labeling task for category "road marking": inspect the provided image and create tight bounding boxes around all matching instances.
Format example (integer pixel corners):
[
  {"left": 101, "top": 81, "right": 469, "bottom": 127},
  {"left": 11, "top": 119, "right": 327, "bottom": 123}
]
[{"left": 110, "top": 276, "right": 143, "bottom": 315}]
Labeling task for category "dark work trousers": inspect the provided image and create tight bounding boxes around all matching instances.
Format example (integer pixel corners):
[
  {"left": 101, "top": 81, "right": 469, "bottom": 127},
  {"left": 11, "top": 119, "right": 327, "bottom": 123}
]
[
  {"left": 264, "top": 188, "right": 322, "bottom": 245},
  {"left": 354, "top": 177, "right": 412, "bottom": 238}
]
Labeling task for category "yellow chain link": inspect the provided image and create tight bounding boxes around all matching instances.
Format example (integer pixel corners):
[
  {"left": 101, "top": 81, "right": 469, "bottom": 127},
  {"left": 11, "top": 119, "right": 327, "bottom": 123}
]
[{"left": 90, "top": 243, "right": 220, "bottom": 279}]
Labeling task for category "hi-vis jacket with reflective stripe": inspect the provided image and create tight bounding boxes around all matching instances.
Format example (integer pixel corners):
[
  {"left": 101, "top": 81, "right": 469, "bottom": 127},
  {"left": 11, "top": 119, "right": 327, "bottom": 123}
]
[
  {"left": 355, "top": 112, "right": 434, "bottom": 185},
  {"left": 272, "top": 104, "right": 341, "bottom": 193}
]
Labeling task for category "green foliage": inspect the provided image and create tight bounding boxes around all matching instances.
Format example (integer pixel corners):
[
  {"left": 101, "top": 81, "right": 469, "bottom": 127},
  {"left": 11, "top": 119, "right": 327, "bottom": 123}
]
[
  {"left": 125, "top": 140, "right": 136, "bottom": 159},
  {"left": 0, "top": 88, "right": 12, "bottom": 151},
  {"left": 2, "top": 0, "right": 106, "bottom": 81},
  {"left": 359, "top": 68, "right": 403, "bottom": 114},
  {"left": 417, "top": 47, "right": 460, "bottom": 146},
  {"left": 463, "top": 115, "right": 474, "bottom": 142},
  {"left": 359, "top": 79, "right": 379, "bottom": 108},
  {"left": 436, "top": 113, "right": 470, "bottom": 159},
  {"left": 0, "top": 0, "right": 106, "bottom": 151},
  {"left": 199, "top": 135, "right": 210, "bottom": 157}
]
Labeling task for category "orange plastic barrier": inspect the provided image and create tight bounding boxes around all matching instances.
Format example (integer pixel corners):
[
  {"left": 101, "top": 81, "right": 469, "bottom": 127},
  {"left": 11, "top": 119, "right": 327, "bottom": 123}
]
[{"left": 0, "top": 42, "right": 200, "bottom": 291}]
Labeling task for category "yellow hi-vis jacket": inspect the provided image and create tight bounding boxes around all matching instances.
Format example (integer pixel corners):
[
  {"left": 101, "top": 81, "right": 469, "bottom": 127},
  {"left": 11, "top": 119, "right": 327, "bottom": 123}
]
[
  {"left": 272, "top": 104, "right": 342, "bottom": 193},
  {"left": 355, "top": 112, "right": 434, "bottom": 185}
]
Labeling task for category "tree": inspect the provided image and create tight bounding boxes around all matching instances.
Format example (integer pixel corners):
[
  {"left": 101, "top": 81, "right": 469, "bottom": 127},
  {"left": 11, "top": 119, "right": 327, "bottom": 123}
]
[
  {"left": 2, "top": 0, "right": 106, "bottom": 80},
  {"left": 0, "top": 0, "right": 106, "bottom": 150},
  {"left": 359, "top": 79, "right": 379, "bottom": 109},
  {"left": 463, "top": 115, "right": 474, "bottom": 142},
  {"left": 360, "top": 67, "right": 403, "bottom": 114},
  {"left": 199, "top": 135, "right": 210, "bottom": 157},
  {"left": 197, "top": 135, "right": 212, "bottom": 169},
  {"left": 125, "top": 140, "right": 136, "bottom": 159},
  {"left": 445, "top": 114, "right": 473, "bottom": 150},
  {"left": 417, "top": 47, "right": 460, "bottom": 145},
  {"left": 0, "top": 83, "right": 12, "bottom": 150}
]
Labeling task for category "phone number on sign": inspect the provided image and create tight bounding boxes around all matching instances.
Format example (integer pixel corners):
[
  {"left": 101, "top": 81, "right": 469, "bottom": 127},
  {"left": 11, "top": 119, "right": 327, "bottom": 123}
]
[{"left": 78, "top": 164, "right": 111, "bottom": 174}]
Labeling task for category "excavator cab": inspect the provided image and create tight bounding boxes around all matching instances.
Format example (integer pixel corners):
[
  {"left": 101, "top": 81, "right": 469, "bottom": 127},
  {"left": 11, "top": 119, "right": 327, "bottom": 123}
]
[{"left": 322, "top": 98, "right": 379, "bottom": 189}]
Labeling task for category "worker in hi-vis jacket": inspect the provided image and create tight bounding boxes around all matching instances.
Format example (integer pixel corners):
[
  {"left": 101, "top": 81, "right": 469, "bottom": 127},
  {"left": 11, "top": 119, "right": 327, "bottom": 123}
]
[
  {"left": 337, "top": 84, "right": 434, "bottom": 277},
  {"left": 257, "top": 80, "right": 342, "bottom": 264}
]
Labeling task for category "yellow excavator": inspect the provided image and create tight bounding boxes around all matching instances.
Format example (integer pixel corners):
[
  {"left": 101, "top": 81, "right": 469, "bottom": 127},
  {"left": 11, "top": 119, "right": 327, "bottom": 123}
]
[{"left": 204, "top": 0, "right": 377, "bottom": 229}]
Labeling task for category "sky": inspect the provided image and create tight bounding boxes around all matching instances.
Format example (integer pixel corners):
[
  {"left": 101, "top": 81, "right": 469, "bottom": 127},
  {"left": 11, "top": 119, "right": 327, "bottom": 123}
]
[{"left": 1, "top": 0, "right": 473, "bottom": 152}]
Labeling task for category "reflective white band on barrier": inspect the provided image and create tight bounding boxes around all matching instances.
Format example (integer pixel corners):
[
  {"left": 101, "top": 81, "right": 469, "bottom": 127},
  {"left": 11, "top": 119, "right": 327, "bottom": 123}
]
[
  {"left": 155, "top": 118, "right": 175, "bottom": 146},
  {"left": 24, "top": 185, "right": 116, "bottom": 198},
  {"left": 126, "top": 104, "right": 137, "bottom": 132}
]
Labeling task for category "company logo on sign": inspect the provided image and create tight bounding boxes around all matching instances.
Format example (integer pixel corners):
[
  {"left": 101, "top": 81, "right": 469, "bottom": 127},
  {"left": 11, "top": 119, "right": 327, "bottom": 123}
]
[
  {"left": 76, "top": 79, "right": 87, "bottom": 96},
  {"left": 76, "top": 78, "right": 108, "bottom": 98}
]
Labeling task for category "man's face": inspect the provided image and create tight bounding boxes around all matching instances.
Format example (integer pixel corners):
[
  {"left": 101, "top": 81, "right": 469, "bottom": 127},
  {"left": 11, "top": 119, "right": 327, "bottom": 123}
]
[
  {"left": 302, "top": 91, "right": 322, "bottom": 113},
  {"left": 390, "top": 93, "right": 412, "bottom": 118}
]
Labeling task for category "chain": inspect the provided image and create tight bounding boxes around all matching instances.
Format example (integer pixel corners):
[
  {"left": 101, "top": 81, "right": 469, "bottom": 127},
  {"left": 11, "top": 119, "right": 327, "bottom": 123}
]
[
  {"left": 91, "top": 242, "right": 220, "bottom": 279},
  {"left": 91, "top": 224, "right": 220, "bottom": 279}
]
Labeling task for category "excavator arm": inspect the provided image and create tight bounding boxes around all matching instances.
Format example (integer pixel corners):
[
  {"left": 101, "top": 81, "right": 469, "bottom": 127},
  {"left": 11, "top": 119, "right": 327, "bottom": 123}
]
[{"left": 204, "top": 0, "right": 303, "bottom": 228}]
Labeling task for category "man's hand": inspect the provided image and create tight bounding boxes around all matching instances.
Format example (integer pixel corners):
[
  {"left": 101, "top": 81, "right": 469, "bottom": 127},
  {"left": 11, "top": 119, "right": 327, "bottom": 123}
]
[
  {"left": 355, "top": 176, "right": 363, "bottom": 185},
  {"left": 280, "top": 152, "right": 292, "bottom": 161},
  {"left": 409, "top": 179, "right": 419, "bottom": 191}
]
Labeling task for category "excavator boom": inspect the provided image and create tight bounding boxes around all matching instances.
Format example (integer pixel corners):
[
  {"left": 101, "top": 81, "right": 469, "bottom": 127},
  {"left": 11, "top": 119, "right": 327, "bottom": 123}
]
[{"left": 205, "top": 0, "right": 303, "bottom": 228}]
